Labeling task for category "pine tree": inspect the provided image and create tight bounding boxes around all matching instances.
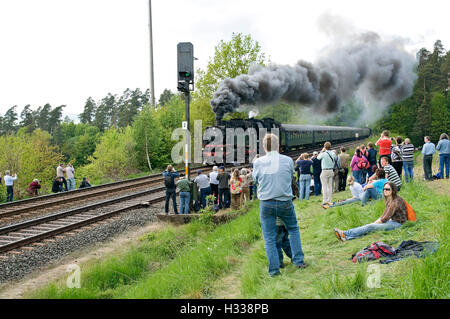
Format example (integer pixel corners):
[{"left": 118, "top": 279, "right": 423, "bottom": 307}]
[{"left": 79, "top": 97, "right": 96, "bottom": 124}]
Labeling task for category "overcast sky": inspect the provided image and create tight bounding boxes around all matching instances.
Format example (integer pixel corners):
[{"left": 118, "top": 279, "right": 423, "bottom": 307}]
[{"left": 0, "top": 0, "right": 448, "bottom": 118}]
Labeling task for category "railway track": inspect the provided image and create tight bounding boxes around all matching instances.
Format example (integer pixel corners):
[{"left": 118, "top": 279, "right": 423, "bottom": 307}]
[
  {"left": 0, "top": 165, "right": 208, "bottom": 224},
  {"left": 0, "top": 139, "right": 364, "bottom": 255},
  {"left": 0, "top": 186, "right": 168, "bottom": 255}
]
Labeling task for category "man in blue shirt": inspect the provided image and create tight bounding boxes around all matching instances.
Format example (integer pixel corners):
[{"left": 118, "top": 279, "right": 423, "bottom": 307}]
[
  {"left": 421, "top": 136, "right": 436, "bottom": 181},
  {"left": 436, "top": 133, "right": 450, "bottom": 179},
  {"left": 252, "top": 133, "right": 307, "bottom": 277}
]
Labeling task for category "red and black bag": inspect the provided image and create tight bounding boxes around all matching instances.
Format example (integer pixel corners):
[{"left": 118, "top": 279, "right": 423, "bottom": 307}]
[{"left": 352, "top": 241, "right": 395, "bottom": 263}]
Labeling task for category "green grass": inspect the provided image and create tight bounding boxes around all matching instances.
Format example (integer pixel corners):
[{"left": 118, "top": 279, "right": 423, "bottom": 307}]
[
  {"left": 236, "top": 170, "right": 449, "bottom": 299},
  {"left": 30, "top": 203, "right": 261, "bottom": 299}
]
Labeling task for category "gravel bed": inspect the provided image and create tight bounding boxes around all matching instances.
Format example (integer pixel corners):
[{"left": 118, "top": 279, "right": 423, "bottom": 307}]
[{"left": 0, "top": 206, "right": 161, "bottom": 284}]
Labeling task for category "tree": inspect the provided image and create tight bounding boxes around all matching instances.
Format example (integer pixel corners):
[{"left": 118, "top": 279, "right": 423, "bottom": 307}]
[
  {"left": 48, "top": 105, "right": 65, "bottom": 134},
  {"left": 36, "top": 104, "right": 52, "bottom": 132},
  {"left": 430, "top": 92, "right": 450, "bottom": 141},
  {"left": 20, "top": 104, "right": 36, "bottom": 132},
  {"left": 158, "top": 89, "right": 174, "bottom": 107},
  {"left": 0, "top": 128, "right": 64, "bottom": 199},
  {"left": 2, "top": 106, "right": 18, "bottom": 134},
  {"left": 192, "top": 32, "right": 267, "bottom": 123},
  {"left": 94, "top": 93, "right": 116, "bottom": 131},
  {"left": 79, "top": 97, "right": 96, "bottom": 124},
  {"left": 195, "top": 32, "right": 266, "bottom": 99},
  {"left": 132, "top": 106, "right": 164, "bottom": 171},
  {"left": 87, "top": 127, "right": 138, "bottom": 180}
]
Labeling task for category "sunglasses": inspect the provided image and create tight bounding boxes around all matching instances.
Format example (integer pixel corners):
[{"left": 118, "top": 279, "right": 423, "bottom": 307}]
[{"left": 383, "top": 188, "right": 392, "bottom": 191}]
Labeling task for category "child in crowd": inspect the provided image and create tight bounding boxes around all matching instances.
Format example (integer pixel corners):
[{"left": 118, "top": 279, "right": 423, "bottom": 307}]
[{"left": 276, "top": 217, "right": 292, "bottom": 268}]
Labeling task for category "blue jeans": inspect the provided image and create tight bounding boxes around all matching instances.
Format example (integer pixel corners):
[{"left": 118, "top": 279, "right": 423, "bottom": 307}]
[
  {"left": 331, "top": 197, "right": 360, "bottom": 207},
  {"left": 218, "top": 188, "right": 230, "bottom": 209},
  {"left": 165, "top": 189, "right": 178, "bottom": 214},
  {"left": 298, "top": 174, "right": 311, "bottom": 200},
  {"left": 439, "top": 154, "right": 450, "bottom": 179},
  {"left": 313, "top": 174, "right": 321, "bottom": 196},
  {"left": 179, "top": 191, "right": 190, "bottom": 214},
  {"left": 253, "top": 184, "right": 258, "bottom": 199},
  {"left": 352, "top": 170, "right": 362, "bottom": 184},
  {"left": 276, "top": 225, "right": 292, "bottom": 266},
  {"left": 260, "top": 200, "right": 305, "bottom": 276},
  {"left": 6, "top": 186, "right": 13, "bottom": 202},
  {"left": 68, "top": 177, "right": 76, "bottom": 190},
  {"left": 344, "top": 220, "right": 402, "bottom": 240},
  {"left": 360, "top": 169, "right": 368, "bottom": 184},
  {"left": 200, "top": 186, "right": 212, "bottom": 208},
  {"left": 361, "top": 187, "right": 379, "bottom": 206},
  {"left": 403, "top": 161, "right": 414, "bottom": 182}
]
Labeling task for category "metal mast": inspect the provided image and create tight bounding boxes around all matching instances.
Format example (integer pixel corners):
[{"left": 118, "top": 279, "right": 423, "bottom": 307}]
[{"left": 148, "top": 0, "right": 156, "bottom": 108}]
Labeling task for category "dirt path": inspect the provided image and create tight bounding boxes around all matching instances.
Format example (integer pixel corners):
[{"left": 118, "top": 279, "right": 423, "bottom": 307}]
[{"left": 0, "top": 222, "right": 165, "bottom": 299}]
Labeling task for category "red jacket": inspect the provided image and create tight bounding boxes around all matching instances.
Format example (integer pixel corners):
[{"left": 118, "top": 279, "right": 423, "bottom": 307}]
[{"left": 29, "top": 181, "right": 41, "bottom": 190}]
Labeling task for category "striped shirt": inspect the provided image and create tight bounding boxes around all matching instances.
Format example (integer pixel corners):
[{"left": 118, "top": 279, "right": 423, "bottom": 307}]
[
  {"left": 383, "top": 164, "right": 402, "bottom": 188},
  {"left": 401, "top": 144, "right": 414, "bottom": 162}
]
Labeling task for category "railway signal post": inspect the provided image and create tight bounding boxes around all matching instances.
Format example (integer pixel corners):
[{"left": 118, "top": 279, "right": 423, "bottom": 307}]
[{"left": 177, "top": 42, "right": 195, "bottom": 179}]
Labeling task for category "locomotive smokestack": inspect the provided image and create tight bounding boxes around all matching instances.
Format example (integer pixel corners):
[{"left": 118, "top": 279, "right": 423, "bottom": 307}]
[{"left": 210, "top": 14, "right": 416, "bottom": 121}]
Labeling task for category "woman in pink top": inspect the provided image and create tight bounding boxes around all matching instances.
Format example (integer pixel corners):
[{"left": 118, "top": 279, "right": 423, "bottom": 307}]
[{"left": 350, "top": 148, "right": 369, "bottom": 185}]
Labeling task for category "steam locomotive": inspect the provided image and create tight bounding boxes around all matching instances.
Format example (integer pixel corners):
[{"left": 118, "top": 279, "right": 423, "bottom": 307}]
[{"left": 202, "top": 118, "right": 371, "bottom": 163}]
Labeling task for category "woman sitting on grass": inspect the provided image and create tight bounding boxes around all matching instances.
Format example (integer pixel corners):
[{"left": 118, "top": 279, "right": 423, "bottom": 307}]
[
  {"left": 322, "top": 175, "right": 363, "bottom": 208},
  {"left": 334, "top": 181, "right": 407, "bottom": 241}
]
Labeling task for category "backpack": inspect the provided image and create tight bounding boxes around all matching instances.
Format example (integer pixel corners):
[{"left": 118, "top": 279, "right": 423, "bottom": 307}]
[
  {"left": 352, "top": 241, "right": 395, "bottom": 263},
  {"left": 357, "top": 156, "right": 369, "bottom": 169},
  {"left": 404, "top": 200, "right": 417, "bottom": 222},
  {"left": 164, "top": 173, "right": 175, "bottom": 188}
]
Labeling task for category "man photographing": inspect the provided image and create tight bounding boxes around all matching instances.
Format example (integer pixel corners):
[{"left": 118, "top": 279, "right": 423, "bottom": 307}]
[{"left": 252, "top": 133, "right": 307, "bottom": 277}]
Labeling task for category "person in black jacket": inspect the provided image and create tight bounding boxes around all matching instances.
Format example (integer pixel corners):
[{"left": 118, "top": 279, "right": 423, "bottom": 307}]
[
  {"left": 52, "top": 177, "right": 64, "bottom": 193},
  {"left": 79, "top": 177, "right": 92, "bottom": 188},
  {"left": 163, "top": 165, "right": 179, "bottom": 214}
]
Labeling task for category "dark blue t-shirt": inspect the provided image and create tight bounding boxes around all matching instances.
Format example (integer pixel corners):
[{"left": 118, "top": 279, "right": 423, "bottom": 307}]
[
  {"left": 367, "top": 148, "right": 377, "bottom": 165},
  {"left": 296, "top": 160, "right": 313, "bottom": 175},
  {"left": 312, "top": 158, "right": 322, "bottom": 176}
]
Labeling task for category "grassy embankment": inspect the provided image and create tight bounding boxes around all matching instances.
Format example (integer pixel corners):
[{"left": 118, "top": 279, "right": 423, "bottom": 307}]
[{"left": 30, "top": 142, "right": 448, "bottom": 299}]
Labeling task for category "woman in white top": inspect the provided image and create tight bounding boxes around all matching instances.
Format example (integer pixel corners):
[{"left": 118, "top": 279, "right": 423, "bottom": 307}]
[
  {"left": 323, "top": 176, "right": 363, "bottom": 209},
  {"left": 209, "top": 166, "right": 219, "bottom": 204}
]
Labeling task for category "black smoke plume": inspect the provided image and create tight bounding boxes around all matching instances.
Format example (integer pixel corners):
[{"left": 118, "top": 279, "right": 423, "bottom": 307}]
[{"left": 210, "top": 20, "right": 416, "bottom": 122}]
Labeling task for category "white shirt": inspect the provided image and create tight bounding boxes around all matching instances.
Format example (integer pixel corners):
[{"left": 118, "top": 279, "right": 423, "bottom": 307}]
[
  {"left": 194, "top": 174, "right": 210, "bottom": 189},
  {"left": 209, "top": 171, "right": 219, "bottom": 185},
  {"left": 350, "top": 182, "right": 364, "bottom": 200},
  {"left": 56, "top": 166, "right": 64, "bottom": 177},
  {"left": 4, "top": 175, "right": 17, "bottom": 186},
  {"left": 65, "top": 166, "right": 75, "bottom": 179}
]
